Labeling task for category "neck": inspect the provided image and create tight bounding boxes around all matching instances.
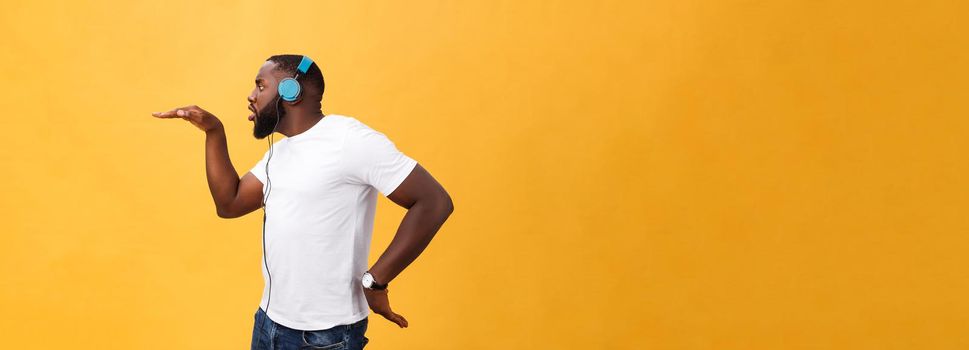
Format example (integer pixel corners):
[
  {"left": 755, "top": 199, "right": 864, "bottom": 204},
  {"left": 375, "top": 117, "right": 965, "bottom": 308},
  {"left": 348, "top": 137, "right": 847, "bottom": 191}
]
[{"left": 277, "top": 109, "right": 326, "bottom": 138}]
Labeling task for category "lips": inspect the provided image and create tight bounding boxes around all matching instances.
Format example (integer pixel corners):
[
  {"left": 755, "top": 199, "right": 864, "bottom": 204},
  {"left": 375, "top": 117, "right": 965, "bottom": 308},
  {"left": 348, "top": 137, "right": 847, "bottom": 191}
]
[{"left": 248, "top": 105, "right": 256, "bottom": 121}]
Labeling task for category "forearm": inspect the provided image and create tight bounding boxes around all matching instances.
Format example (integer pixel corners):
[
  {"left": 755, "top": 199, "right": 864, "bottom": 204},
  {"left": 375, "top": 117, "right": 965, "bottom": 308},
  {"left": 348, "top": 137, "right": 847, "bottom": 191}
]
[
  {"left": 204, "top": 125, "right": 240, "bottom": 216},
  {"left": 369, "top": 198, "right": 453, "bottom": 285}
]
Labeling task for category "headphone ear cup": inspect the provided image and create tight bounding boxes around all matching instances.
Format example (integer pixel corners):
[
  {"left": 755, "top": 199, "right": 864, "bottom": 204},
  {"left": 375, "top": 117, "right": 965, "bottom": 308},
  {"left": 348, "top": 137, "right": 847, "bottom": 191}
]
[{"left": 278, "top": 78, "right": 302, "bottom": 102}]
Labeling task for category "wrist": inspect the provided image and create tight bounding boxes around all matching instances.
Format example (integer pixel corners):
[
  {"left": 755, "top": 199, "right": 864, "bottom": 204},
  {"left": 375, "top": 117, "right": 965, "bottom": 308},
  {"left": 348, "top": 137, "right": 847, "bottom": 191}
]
[
  {"left": 361, "top": 271, "right": 389, "bottom": 290},
  {"left": 205, "top": 123, "right": 225, "bottom": 135}
]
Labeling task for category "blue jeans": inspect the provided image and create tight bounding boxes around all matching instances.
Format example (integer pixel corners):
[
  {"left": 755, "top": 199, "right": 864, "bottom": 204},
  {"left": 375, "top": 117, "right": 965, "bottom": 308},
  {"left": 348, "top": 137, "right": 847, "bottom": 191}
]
[{"left": 251, "top": 307, "right": 370, "bottom": 350}]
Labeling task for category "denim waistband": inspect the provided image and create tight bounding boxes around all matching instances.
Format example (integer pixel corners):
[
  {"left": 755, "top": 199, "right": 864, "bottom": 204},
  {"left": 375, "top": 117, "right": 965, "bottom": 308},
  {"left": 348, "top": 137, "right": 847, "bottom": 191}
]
[{"left": 348, "top": 316, "right": 368, "bottom": 330}]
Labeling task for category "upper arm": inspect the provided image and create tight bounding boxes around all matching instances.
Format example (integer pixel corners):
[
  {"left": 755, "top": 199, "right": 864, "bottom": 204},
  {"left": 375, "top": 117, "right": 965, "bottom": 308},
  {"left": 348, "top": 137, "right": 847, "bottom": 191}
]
[
  {"left": 340, "top": 120, "right": 450, "bottom": 211},
  {"left": 220, "top": 171, "right": 265, "bottom": 218},
  {"left": 386, "top": 163, "right": 454, "bottom": 211}
]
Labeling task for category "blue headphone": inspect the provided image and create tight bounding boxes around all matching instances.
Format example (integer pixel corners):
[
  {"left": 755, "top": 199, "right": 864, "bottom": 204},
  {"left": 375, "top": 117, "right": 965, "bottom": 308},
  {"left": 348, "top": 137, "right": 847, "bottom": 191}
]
[{"left": 277, "top": 55, "right": 314, "bottom": 102}]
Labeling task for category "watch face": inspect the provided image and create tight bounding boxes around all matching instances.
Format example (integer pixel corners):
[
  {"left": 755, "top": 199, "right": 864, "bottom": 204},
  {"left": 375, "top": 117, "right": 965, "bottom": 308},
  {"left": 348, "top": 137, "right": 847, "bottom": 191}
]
[{"left": 362, "top": 273, "right": 374, "bottom": 287}]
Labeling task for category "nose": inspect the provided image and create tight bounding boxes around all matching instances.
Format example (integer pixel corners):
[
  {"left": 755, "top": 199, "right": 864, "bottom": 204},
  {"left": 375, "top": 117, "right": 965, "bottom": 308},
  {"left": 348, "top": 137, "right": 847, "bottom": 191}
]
[{"left": 247, "top": 93, "right": 255, "bottom": 105}]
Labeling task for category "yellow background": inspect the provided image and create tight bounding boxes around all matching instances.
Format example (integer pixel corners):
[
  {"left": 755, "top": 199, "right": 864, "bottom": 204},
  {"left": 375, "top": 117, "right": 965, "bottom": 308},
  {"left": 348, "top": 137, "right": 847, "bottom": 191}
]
[{"left": 1, "top": 1, "right": 967, "bottom": 349}]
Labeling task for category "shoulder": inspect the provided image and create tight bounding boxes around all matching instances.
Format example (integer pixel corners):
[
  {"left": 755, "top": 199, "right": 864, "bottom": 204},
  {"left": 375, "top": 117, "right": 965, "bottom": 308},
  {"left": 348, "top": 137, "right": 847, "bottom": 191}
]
[
  {"left": 333, "top": 114, "right": 371, "bottom": 131},
  {"left": 335, "top": 115, "right": 392, "bottom": 142},
  {"left": 322, "top": 114, "right": 365, "bottom": 136}
]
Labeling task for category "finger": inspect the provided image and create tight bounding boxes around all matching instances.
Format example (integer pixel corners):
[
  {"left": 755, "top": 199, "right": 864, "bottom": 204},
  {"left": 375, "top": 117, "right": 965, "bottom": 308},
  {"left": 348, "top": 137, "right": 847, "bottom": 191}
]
[
  {"left": 152, "top": 110, "right": 178, "bottom": 118},
  {"left": 175, "top": 108, "right": 206, "bottom": 122},
  {"left": 384, "top": 312, "right": 402, "bottom": 327},
  {"left": 176, "top": 109, "right": 203, "bottom": 121},
  {"left": 176, "top": 105, "right": 198, "bottom": 114},
  {"left": 394, "top": 312, "right": 408, "bottom": 328},
  {"left": 380, "top": 311, "right": 402, "bottom": 327},
  {"left": 155, "top": 105, "right": 194, "bottom": 118}
]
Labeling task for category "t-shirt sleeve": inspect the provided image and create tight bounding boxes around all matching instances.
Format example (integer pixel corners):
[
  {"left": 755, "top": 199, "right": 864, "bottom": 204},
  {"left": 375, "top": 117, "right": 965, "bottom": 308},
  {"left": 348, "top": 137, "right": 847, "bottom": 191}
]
[
  {"left": 248, "top": 149, "right": 271, "bottom": 185},
  {"left": 343, "top": 124, "right": 418, "bottom": 196}
]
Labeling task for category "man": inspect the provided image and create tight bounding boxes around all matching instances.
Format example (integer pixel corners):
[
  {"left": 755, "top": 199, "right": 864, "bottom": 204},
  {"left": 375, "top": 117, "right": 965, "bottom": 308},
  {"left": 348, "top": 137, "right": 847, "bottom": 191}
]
[{"left": 151, "top": 54, "right": 454, "bottom": 350}]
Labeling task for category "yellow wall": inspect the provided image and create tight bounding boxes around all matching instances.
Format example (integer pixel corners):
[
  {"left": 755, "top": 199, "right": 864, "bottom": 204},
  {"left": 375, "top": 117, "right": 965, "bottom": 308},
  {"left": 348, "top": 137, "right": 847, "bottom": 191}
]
[{"left": 2, "top": 1, "right": 967, "bottom": 349}]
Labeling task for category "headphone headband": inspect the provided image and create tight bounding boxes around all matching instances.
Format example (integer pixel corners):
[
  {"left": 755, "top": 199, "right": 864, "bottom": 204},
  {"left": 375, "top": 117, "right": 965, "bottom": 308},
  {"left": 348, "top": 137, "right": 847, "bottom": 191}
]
[{"left": 297, "top": 56, "right": 314, "bottom": 75}]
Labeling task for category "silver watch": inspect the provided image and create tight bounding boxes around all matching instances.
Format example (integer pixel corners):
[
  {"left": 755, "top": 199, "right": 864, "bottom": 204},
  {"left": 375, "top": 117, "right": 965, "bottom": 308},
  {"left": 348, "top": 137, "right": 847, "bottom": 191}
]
[{"left": 361, "top": 271, "right": 388, "bottom": 290}]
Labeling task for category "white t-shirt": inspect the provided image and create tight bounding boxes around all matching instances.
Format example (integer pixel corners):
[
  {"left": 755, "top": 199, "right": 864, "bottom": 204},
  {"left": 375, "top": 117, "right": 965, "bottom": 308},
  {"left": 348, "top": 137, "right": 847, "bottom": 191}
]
[{"left": 248, "top": 114, "right": 418, "bottom": 331}]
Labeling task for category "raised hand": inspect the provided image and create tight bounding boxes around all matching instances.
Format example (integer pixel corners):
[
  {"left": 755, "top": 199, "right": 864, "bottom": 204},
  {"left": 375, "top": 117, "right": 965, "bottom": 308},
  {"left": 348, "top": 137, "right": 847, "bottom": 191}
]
[{"left": 151, "top": 105, "right": 223, "bottom": 133}]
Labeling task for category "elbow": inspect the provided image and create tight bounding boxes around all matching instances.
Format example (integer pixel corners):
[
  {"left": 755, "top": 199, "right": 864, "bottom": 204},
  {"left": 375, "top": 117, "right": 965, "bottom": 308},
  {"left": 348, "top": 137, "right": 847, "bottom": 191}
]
[
  {"left": 216, "top": 206, "right": 237, "bottom": 219},
  {"left": 440, "top": 194, "right": 454, "bottom": 218}
]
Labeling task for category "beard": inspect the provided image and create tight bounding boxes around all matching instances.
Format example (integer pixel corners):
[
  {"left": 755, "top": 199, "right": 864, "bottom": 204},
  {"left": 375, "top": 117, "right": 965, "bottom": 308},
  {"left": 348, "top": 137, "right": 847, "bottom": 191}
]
[{"left": 253, "top": 97, "right": 285, "bottom": 139}]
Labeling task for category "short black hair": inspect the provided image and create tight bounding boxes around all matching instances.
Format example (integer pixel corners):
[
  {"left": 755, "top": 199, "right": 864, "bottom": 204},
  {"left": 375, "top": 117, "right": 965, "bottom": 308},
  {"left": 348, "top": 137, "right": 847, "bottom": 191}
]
[{"left": 266, "top": 54, "right": 325, "bottom": 100}]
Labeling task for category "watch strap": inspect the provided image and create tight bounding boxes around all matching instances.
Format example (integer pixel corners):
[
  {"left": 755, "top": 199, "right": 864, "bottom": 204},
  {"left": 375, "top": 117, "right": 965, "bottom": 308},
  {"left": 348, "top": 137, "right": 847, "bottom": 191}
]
[{"left": 365, "top": 271, "right": 389, "bottom": 290}]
